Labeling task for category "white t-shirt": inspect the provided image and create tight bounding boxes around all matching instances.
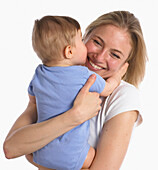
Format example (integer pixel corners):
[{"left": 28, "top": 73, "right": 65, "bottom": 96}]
[{"left": 88, "top": 80, "right": 142, "bottom": 148}]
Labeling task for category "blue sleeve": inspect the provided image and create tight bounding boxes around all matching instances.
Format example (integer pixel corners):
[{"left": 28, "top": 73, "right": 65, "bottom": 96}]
[
  {"left": 28, "top": 75, "right": 35, "bottom": 96},
  {"left": 87, "top": 70, "right": 106, "bottom": 93}
]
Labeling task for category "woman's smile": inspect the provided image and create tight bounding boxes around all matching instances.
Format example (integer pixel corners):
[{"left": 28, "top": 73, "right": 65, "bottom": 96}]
[
  {"left": 85, "top": 56, "right": 111, "bottom": 79},
  {"left": 87, "top": 57, "right": 105, "bottom": 70}
]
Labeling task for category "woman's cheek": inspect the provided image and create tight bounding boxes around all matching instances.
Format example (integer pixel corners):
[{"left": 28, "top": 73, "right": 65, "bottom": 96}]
[
  {"left": 85, "top": 42, "right": 90, "bottom": 50},
  {"left": 108, "top": 59, "right": 120, "bottom": 71},
  {"left": 85, "top": 41, "right": 96, "bottom": 52}
]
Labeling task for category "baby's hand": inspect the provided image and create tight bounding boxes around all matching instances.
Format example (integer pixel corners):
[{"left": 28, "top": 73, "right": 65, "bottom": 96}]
[
  {"left": 101, "top": 62, "right": 129, "bottom": 97},
  {"left": 113, "top": 62, "right": 129, "bottom": 84}
]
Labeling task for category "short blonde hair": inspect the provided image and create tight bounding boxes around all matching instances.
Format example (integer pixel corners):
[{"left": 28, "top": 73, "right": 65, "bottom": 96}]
[
  {"left": 32, "top": 15, "right": 80, "bottom": 64},
  {"left": 84, "top": 11, "right": 148, "bottom": 87}
]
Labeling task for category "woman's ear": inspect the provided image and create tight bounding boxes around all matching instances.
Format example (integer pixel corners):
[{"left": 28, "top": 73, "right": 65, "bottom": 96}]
[{"left": 64, "top": 45, "right": 73, "bottom": 59}]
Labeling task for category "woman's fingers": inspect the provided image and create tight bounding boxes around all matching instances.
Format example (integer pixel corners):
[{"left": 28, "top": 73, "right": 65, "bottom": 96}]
[
  {"left": 72, "top": 74, "right": 101, "bottom": 124},
  {"left": 80, "top": 74, "right": 96, "bottom": 93}
]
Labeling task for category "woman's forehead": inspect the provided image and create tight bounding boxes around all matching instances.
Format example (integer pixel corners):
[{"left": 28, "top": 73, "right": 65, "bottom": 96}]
[{"left": 92, "top": 25, "right": 126, "bottom": 38}]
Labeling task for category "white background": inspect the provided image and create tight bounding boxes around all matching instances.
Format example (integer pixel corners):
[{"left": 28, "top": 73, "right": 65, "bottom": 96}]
[{"left": 0, "top": 0, "right": 157, "bottom": 169}]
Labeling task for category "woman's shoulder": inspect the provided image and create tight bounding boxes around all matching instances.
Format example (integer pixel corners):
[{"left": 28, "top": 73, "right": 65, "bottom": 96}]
[
  {"left": 114, "top": 80, "right": 139, "bottom": 95},
  {"left": 106, "top": 80, "right": 140, "bottom": 107},
  {"left": 103, "top": 80, "right": 142, "bottom": 125}
]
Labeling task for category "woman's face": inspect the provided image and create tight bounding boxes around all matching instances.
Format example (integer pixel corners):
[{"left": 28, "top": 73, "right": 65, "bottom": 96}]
[{"left": 85, "top": 25, "right": 132, "bottom": 79}]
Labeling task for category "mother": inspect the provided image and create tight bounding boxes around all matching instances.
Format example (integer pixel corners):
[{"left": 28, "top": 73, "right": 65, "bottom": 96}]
[{"left": 4, "top": 11, "right": 147, "bottom": 169}]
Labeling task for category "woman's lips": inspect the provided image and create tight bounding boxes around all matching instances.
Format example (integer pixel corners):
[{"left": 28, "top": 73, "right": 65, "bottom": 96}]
[
  {"left": 86, "top": 57, "right": 105, "bottom": 71},
  {"left": 89, "top": 60, "right": 102, "bottom": 70}
]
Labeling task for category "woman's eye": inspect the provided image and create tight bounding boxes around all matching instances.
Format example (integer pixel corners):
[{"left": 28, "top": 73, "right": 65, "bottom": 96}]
[
  {"left": 93, "top": 39, "right": 101, "bottom": 46},
  {"left": 111, "top": 53, "right": 120, "bottom": 59}
]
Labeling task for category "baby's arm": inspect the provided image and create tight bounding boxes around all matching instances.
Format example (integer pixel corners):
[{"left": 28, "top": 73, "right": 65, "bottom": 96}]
[
  {"left": 100, "top": 63, "right": 128, "bottom": 97},
  {"left": 82, "top": 146, "right": 95, "bottom": 169},
  {"left": 29, "top": 94, "right": 36, "bottom": 104}
]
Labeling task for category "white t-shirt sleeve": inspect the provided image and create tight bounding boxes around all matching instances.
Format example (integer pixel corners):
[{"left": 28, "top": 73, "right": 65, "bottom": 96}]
[
  {"left": 89, "top": 81, "right": 143, "bottom": 148},
  {"left": 104, "top": 81, "right": 142, "bottom": 126}
]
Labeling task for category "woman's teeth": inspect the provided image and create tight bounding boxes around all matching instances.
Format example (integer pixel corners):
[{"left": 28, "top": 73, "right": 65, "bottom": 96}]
[{"left": 89, "top": 60, "right": 102, "bottom": 70}]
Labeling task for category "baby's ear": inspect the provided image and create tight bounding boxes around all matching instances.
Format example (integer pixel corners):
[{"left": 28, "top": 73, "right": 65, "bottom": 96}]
[{"left": 64, "top": 45, "right": 73, "bottom": 59}]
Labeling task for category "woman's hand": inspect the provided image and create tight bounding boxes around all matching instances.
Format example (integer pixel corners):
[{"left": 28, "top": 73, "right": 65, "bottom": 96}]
[{"left": 72, "top": 74, "right": 102, "bottom": 125}]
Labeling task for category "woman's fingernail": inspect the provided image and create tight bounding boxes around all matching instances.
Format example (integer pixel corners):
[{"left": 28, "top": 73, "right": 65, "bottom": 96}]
[{"left": 91, "top": 74, "right": 96, "bottom": 78}]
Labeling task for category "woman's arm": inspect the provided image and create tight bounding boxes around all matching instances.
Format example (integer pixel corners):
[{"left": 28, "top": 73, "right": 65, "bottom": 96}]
[
  {"left": 3, "top": 74, "right": 101, "bottom": 159},
  {"left": 4, "top": 100, "right": 78, "bottom": 159},
  {"left": 3, "top": 101, "right": 37, "bottom": 158},
  {"left": 88, "top": 110, "right": 138, "bottom": 170}
]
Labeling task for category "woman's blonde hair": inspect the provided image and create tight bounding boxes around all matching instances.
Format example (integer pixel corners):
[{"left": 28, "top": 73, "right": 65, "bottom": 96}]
[
  {"left": 32, "top": 15, "right": 80, "bottom": 64},
  {"left": 84, "top": 11, "right": 148, "bottom": 87}
]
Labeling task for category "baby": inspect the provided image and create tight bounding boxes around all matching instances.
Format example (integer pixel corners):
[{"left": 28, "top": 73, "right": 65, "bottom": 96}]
[{"left": 28, "top": 15, "right": 127, "bottom": 170}]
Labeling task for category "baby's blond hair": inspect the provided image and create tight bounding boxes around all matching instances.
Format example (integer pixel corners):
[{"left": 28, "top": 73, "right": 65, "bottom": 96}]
[{"left": 32, "top": 15, "right": 80, "bottom": 64}]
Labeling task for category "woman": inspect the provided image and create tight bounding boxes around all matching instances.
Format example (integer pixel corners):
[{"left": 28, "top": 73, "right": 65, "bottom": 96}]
[{"left": 3, "top": 11, "right": 147, "bottom": 170}]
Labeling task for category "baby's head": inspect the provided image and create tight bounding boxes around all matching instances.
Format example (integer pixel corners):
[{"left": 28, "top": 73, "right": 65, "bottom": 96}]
[{"left": 32, "top": 15, "right": 81, "bottom": 65}]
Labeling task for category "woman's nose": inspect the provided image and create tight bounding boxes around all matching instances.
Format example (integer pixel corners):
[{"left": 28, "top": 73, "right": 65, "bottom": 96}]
[{"left": 95, "top": 49, "right": 109, "bottom": 62}]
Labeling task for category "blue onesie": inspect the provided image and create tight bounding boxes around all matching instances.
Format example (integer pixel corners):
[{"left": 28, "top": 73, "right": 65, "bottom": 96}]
[{"left": 28, "top": 64, "right": 105, "bottom": 170}]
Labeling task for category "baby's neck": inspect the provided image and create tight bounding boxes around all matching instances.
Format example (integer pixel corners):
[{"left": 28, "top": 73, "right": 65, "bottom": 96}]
[{"left": 44, "top": 60, "right": 75, "bottom": 67}]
